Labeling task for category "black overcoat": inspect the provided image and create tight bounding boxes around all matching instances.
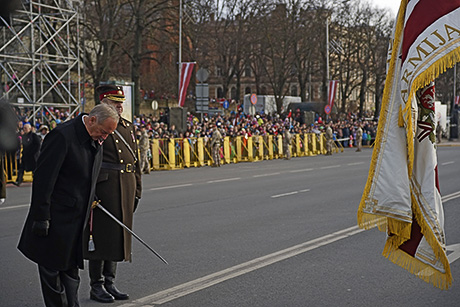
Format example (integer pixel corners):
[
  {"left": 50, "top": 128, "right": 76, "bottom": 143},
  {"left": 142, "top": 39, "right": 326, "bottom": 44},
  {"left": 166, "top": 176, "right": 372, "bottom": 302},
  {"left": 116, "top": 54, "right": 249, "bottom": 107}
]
[{"left": 18, "top": 115, "right": 102, "bottom": 271}]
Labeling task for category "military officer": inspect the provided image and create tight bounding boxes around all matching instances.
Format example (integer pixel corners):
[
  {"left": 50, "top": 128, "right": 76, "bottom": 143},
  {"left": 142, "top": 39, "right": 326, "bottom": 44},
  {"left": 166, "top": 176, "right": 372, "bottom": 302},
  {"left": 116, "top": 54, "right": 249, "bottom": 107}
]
[{"left": 84, "top": 85, "right": 142, "bottom": 303}]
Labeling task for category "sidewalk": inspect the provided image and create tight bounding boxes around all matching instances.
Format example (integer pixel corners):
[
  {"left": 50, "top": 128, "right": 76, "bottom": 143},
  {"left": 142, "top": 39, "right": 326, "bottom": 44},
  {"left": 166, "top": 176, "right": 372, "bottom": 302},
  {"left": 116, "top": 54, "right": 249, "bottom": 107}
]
[{"left": 437, "top": 139, "right": 460, "bottom": 147}]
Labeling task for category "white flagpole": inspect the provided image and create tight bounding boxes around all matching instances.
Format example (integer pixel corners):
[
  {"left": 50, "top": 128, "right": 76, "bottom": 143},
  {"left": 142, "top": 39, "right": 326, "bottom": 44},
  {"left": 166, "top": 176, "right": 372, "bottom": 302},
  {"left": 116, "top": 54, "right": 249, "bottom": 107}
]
[
  {"left": 326, "top": 17, "right": 329, "bottom": 85},
  {"left": 178, "top": 0, "right": 183, "bottom": 105}
]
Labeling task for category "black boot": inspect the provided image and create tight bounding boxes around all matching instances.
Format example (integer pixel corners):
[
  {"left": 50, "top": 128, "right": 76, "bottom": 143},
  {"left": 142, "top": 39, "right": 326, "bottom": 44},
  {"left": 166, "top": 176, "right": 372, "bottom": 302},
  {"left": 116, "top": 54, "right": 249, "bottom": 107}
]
[
  {"left": 89, "top": 260, "right": 114, "bottom": 303},
  {"left": 103, "top": 261, "right": 129, "bottom": 300},
  {"left": 14, "top": 167, "right": 24, "bottom": 186}
]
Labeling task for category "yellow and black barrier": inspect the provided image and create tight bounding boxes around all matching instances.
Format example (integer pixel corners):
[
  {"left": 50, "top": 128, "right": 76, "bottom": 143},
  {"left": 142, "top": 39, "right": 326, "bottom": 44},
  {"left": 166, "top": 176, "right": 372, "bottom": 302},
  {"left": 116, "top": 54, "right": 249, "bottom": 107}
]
[
  {"left": 3, "top": 133, "right": 344, "bottom": 181},
  {"left": 2, "top": 149, "right": 33, "bottom": 184},
  {"left": 146, "top": 133, "right": 342, "bottom": 171}
]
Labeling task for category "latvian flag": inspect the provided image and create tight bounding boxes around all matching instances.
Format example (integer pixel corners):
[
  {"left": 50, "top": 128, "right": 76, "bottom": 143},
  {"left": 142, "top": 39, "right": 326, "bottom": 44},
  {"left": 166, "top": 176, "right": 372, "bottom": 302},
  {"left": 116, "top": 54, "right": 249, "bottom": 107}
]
[
  {"left": 357, "top": 0, "right": 460, "bottom": 289},
  {"left": 328, "top": 80, "right": 338, "bottom": 108},
  {"left": 178, "top": 62, "right": 195, "bottom": 107}
]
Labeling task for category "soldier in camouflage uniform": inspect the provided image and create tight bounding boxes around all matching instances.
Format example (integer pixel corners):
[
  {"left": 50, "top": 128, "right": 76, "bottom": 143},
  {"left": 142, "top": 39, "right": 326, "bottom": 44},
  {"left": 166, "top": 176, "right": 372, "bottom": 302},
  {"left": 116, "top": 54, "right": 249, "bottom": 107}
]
[
  {"left": 325, "top": 123, "right": 333, "bottom": 155},
  {"left": 283, "top": 126, "right": 293, "bottom": 160},
  {"left": 210, "top": 124, "right": 222, "bottom": 167},
  {"left": 355, "top": 124, "right": 363, "bottom": 152},
  {"left": 138, "top": 125, "right": 151, "bottom": 174}
]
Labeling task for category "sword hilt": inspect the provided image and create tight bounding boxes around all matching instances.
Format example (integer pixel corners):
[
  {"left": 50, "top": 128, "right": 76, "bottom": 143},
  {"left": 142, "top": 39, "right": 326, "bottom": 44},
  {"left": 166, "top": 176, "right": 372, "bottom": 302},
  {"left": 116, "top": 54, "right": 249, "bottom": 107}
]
[{"left": 91, "top": 200, "right": 100, "bottom": 209}]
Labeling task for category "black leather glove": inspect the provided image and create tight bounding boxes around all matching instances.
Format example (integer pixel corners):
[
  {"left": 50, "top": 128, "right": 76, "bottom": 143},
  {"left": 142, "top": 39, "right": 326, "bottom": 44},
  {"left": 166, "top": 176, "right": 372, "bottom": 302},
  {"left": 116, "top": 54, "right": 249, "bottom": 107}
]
[
  {"left": 134, "top": 197, "right": 140, "bottom": 212},
  {"left": 32, "top": 220, "right": 49, "bottom": 237}
]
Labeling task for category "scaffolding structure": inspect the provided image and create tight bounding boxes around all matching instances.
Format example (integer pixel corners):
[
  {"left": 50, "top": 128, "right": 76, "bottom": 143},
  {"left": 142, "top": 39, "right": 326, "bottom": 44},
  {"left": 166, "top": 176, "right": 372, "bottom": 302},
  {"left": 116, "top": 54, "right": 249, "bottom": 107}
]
[{"left": 0, "top": 0, "right": 82, "bottom": 123}]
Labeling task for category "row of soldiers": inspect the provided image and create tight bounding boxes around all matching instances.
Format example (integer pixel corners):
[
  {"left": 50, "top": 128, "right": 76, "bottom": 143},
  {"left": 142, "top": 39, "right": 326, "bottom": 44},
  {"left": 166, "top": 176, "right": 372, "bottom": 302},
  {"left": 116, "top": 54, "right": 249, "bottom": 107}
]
[{"left": 209, "top": 124, "right": 296, "bottom": 166}]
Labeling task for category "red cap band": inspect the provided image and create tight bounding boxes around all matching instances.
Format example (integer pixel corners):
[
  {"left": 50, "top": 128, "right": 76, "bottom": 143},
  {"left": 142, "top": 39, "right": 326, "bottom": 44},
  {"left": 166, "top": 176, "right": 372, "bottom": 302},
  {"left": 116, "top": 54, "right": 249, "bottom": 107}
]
[{"left": 99, "top": 89, "right": 124, "bottom": 101}]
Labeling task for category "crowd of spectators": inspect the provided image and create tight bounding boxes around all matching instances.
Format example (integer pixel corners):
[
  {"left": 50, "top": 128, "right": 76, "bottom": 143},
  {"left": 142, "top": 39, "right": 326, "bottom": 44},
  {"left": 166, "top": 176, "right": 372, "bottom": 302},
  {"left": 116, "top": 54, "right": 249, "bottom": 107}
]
[
  {"left": 133, "top": 110, "right": 378, "bottom": 148},
  {"left": 14, "top": 106, "right": 379, "bottom": 148}
]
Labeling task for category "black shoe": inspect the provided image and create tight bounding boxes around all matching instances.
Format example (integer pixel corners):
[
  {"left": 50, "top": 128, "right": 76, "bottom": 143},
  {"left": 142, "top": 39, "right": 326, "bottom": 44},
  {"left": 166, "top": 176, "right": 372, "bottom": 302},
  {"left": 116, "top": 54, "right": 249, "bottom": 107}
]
[
  {"left": 90, "top": 285, "right": 115, "bottom": 303},
  {"left": 105, "top": 284, "right": 129, "bottom": 300},
  {"left": 13, "top": 181, "right": 21, "bottom": 187}
]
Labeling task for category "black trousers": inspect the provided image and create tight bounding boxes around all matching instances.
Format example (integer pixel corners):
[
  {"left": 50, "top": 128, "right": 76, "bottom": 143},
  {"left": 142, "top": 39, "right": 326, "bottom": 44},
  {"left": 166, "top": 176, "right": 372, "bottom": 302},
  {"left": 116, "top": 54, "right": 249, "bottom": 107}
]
[{"left": 38, "top": 265, "right": 80, "bottom": 307}]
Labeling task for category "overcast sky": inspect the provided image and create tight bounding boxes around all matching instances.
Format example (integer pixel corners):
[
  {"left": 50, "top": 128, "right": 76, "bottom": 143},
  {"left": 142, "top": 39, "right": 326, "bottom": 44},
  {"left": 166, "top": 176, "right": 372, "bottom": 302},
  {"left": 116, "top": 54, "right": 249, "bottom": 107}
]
[{"left": 371, "top": 0, "right": 401, "bottom": 16}]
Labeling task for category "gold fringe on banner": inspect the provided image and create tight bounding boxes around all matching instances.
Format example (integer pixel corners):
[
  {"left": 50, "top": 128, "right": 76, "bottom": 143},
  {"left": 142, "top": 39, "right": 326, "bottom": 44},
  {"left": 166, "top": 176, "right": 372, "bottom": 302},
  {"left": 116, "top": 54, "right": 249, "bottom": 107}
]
[
  {"left": 357, "top": 0, "right": 407, "bottom": 227},
  {"left": 358, "top": 0, "right": 455, "bottom": 289}
]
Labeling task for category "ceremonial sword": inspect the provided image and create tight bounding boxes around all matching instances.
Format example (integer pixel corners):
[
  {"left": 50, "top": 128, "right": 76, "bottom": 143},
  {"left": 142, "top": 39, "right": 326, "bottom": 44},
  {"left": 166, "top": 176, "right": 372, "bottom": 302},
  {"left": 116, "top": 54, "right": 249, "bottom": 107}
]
[{"left": 92, "top": 201, "right": 168, "bottom": 265}]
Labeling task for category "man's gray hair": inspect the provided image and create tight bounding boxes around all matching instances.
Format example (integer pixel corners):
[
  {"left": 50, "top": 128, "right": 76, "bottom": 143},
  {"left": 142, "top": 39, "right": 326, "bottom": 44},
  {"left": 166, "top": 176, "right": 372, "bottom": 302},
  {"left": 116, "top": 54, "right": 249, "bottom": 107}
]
[{"left": 89, "top": 103, "right": 119, "bottom": 123}]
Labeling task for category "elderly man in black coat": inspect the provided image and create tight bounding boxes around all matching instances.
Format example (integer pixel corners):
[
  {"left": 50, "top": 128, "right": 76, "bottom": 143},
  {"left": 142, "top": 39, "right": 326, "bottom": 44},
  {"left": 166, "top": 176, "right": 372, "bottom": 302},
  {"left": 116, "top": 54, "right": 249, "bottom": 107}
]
[{"left": 18, "top": 104, "right": 119, "bottom": 307}]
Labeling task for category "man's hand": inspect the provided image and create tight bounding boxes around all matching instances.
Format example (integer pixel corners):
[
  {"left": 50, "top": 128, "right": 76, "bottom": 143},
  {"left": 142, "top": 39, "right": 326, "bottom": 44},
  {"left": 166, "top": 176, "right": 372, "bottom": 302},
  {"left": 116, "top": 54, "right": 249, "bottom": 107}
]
[
  {"left": 134, "top": 197, "right": 140, "bottom": 212},
  {"left": 32, "top": 220, "right": 49, "bottom": 237}
]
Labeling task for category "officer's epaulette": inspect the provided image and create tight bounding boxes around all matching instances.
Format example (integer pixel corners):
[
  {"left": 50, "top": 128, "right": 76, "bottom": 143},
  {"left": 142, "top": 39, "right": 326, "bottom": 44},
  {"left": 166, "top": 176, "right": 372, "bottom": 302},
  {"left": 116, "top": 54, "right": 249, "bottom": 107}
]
[{"left": 120, "top": 117, "right": 133, "bottom": 127}]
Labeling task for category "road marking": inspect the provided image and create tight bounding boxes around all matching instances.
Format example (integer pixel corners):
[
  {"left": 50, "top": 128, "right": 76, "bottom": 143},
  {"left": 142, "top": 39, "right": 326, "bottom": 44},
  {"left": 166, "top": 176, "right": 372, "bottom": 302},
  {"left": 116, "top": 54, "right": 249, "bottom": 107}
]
[
  {"left": 441, "top": 191, "right": 460, "bottom": 203},
  {"left": 271, "top": 191, "right": 298, "bottom": 198},
  {"left": 207, "top": 177, "right": 241, "bottom": 184},
  {"left": 447, "top": 243, "right": 460, "bottom": 264},
  {"left": 253, "top": 172, "right": 280, "bottom": 178},
  {"left": 119, "top": 225, "right": 366, "bottom": 307},
  {"left": 150, "top": 184, "right": 193, "bottom": 191},
  {"left": 347, "top": 162, "right": 364, "bottom": 166},
  {"left": 120, "top": 191, "right": 460, "bottom": 307},
  {"left": 271, "top": 189, "right": 310, "bottom": 198},
  {"left": 441, "top": 161, "right": 454, "bottom": 166},
  {"left": 289, "top": 168, "right": 313, "bottom": 173},
  {"left": 320, "top": 165, "right": 341, "bottom": 169},
  {"left": 0, "top": 204, "right": 29, "bottom": 211}
]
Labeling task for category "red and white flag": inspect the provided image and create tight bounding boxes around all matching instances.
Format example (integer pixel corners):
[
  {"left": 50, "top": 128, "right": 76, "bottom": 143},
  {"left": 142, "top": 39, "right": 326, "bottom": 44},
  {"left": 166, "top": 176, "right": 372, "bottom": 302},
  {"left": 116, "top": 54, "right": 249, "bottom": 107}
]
[
  {"left": 358, "top": 0, "right": 460, "bottom": 289},
  {"left": 328, "top": 80, "right": 338, "bottom": 107},
  {"left": 178, "top": 62, "right": 195, "bottom": 107}
]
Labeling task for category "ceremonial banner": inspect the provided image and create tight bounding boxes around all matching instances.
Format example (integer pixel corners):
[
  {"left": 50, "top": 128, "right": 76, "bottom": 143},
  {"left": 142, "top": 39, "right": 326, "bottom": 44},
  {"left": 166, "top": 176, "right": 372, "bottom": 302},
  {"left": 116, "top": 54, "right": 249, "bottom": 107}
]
[
  {"left": 358, "top": 0, "right": 460, "bottom": 289},
  {"left": 178, "top": 62, "right": 195, "bottom": 107}
]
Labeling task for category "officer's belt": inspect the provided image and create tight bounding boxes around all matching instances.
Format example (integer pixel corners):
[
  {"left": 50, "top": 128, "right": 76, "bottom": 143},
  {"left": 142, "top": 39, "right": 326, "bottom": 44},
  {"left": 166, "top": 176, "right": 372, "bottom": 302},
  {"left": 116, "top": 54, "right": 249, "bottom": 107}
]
[{"left": 101, "top": 162, "right": 135, "bottom": 173}]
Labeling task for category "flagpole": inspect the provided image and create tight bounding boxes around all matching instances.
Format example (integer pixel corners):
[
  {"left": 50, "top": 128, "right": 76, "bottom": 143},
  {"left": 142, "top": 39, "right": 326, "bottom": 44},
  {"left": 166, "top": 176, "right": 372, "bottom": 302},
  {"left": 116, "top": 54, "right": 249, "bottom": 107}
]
[
  {"left": 178, "top": 0, "right": 182, "bottom": 106},
  {"left": 450, "top": 63, "right": 458, "bottom": 140},
  {"left": 326, "top": 17, "right": 330, "bottom": 119}
]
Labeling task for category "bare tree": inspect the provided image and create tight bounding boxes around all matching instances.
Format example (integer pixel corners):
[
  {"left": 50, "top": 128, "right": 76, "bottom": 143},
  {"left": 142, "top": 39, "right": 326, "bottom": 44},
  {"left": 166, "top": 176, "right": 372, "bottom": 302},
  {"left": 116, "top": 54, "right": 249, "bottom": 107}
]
[
  {"left": 193, "top": 0, "right": 256, "bottom": 102},
  {"left": 350, "top": 2, "right": 392, "bottom": 116},
  {"left": 81, "top": 1, "right": 128, "bottom": 103},
  {"left": 292, "top": 0, "right": 329, "bottom": 102},
  {"left": 122, "top": 0, "right": 172, "bottom": 114},
  {"left": 254, "top": 2, "right": 297, "bottom": 113},
  {"left": 367, "top": 8, "right": 393, "bottom": 116},
  {"left": 330, "top": 0, "right": 363, "bottom": 113},
  {"left": 79, "top": 0, "right": 394, "bottom": 117}
]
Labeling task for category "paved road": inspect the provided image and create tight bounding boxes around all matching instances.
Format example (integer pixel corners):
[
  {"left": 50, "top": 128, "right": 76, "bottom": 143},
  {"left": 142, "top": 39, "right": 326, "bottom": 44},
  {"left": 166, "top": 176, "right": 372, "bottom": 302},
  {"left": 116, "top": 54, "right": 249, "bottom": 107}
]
[{"left": 1, "top": 147, "right": 459, "bottom": 306}]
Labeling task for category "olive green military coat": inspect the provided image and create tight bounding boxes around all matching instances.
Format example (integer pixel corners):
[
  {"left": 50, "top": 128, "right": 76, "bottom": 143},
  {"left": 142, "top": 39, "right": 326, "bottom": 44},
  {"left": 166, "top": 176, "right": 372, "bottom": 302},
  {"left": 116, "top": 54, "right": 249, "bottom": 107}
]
[{"left": 83, "top": 118, "right": 142, "bottom": 262}]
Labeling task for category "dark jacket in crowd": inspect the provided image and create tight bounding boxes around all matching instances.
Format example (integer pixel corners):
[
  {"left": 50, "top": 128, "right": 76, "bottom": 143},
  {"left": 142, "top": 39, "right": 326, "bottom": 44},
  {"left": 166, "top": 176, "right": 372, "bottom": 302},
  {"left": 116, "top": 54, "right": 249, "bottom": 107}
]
[
  {"left": 0, "top": 156, "right": 5, "bottom": 199},
  {"left": 18, "top": 114, "right": 103, "bottom": 271},
  {"left": 20, "top": 130, "right": 41, "bottom": 171}
]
